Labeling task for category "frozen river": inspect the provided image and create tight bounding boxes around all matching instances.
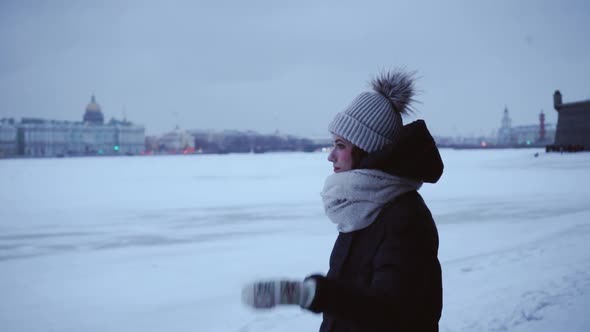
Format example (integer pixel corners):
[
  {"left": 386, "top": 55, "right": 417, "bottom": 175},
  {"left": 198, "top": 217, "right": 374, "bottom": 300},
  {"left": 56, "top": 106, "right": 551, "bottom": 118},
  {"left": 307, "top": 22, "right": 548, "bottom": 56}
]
[{"left": 1, "top": 149, "right": 589, "bottom": 332}]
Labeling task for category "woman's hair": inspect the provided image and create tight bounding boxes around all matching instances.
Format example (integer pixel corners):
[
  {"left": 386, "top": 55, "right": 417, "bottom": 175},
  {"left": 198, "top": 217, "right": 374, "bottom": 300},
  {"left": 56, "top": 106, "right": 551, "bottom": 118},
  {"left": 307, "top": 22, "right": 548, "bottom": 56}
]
[{"left": 351, "top": 146, "right": 368, "bottom": 170}]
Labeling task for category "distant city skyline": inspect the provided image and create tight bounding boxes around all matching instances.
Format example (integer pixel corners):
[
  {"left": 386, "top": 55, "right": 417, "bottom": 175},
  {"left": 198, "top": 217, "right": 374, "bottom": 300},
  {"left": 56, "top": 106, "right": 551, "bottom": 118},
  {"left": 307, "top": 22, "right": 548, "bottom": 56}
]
[{"left": 1, "top": 0, "right": 588, "bottom": 138}]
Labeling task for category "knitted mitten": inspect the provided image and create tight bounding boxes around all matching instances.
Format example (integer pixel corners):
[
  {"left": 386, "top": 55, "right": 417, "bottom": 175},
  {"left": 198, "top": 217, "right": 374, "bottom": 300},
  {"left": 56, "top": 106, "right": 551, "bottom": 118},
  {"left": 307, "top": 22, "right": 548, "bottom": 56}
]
[{"left": 242, "top": 279, "right": 316, "bottom": 309}]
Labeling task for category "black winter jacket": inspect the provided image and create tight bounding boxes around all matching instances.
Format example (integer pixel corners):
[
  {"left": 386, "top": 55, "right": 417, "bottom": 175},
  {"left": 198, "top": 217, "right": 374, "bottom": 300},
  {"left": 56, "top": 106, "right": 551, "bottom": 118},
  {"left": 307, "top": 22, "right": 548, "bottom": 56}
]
[{"left": 307, "top": 120, "right": 444, "bottom": 332}]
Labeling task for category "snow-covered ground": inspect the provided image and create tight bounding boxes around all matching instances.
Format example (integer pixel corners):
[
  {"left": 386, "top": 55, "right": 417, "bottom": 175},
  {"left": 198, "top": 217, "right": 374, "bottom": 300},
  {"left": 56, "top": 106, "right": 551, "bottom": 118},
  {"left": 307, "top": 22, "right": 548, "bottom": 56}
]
[{"left": 0, "top": 149, "right": 589, "bottom": 332}]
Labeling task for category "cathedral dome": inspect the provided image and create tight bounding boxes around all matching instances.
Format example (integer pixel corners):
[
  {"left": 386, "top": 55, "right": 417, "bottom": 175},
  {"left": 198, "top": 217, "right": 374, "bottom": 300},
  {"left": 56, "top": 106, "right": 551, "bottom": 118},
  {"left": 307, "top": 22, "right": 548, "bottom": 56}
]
[
  {"left": 83, "top": 95, "right": 104, "bottom": 124},
  {"left": 86, "top": 96, "right": 102, "bottom": 112}
]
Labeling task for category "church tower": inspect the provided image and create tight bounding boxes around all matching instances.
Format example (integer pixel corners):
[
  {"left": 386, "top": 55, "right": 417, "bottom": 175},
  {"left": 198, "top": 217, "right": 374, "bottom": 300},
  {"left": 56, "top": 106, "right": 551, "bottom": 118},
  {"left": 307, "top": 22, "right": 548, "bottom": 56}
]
[
  {"left": 501, "top": 106, "right": 512, "bottom": 129},
  {"left": 497, "top": 106, "right": 512, "bottom": 145}
]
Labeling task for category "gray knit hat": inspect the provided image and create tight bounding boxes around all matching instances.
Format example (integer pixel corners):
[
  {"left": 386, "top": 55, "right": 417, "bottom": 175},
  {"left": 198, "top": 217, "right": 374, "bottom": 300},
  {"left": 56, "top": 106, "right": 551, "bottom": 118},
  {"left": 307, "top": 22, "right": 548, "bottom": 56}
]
[{"left": 328, "top": 70, "right": 416, "bottom": 153}]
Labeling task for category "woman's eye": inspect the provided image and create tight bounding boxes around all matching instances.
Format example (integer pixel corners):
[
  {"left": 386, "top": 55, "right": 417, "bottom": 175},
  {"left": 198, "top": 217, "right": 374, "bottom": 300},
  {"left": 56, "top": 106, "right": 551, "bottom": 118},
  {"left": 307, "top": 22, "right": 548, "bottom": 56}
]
[{"left": 336, "top": 144, "right": 345, "bottom": 149}]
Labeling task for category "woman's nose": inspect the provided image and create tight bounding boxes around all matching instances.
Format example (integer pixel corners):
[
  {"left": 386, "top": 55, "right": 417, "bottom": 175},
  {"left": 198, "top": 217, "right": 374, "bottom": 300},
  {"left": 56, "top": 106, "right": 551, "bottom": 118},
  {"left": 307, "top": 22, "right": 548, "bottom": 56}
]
[{"left": 328, "top": 149, "right": 335, "bottom": 162}]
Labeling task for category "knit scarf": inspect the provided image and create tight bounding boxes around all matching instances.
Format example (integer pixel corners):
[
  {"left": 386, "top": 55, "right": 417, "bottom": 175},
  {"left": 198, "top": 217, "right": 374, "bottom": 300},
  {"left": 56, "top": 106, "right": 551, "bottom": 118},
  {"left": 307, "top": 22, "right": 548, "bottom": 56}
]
[{"left": 321, "top": 169, "right": 422, "bottom": 233}]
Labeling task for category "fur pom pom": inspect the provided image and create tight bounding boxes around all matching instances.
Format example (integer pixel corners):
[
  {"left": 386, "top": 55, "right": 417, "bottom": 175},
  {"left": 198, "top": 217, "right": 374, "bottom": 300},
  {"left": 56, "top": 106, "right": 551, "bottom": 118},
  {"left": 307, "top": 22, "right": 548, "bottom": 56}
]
[{"left": 371, "top": 70, "right": 416, "bottom": 114}]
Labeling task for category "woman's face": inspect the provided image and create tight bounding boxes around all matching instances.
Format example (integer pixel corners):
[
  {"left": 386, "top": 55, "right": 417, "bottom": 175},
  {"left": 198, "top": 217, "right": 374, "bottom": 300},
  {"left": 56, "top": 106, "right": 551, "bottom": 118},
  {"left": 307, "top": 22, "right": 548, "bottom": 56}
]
[{"left": 328, "top": 135, "right": 354, "bottom": 173}]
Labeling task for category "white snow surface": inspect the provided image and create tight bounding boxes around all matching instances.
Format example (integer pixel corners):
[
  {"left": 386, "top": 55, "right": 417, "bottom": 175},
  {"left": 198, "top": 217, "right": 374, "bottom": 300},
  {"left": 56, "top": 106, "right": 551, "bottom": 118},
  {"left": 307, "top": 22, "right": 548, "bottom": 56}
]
[{"left": 1, "top": 149, "right": 589, "bottom": 332}]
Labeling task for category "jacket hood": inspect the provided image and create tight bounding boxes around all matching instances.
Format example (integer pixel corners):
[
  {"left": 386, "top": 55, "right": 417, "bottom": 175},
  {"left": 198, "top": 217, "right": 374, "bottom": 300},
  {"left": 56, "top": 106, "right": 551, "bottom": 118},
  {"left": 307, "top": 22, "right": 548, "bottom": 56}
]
[{"left": 358, "top": 120, "right": 444, "bottom": 183}]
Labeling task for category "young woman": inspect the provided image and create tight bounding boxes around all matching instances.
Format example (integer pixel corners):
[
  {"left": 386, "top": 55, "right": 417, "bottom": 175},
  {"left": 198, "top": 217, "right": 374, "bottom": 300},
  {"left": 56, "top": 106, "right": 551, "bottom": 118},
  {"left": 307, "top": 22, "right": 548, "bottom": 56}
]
[{"left": 243, "top": 70, "right": 444, "bottom": 332}]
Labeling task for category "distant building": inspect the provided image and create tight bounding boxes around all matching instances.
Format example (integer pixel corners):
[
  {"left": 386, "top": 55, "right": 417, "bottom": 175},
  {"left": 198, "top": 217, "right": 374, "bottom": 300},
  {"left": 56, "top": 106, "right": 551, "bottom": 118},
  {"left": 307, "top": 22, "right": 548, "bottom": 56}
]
[
  {"left": 497, "top": 107, "right": 555, "bottom": 147},
  {"left": 510, "top": 123, "right": 555, "bottom": 146},
  {"left": 186, "top": 129, "right": 320, "bottom": 154},
  {"left": 145, "top": 135, "right": 159, "bottom": 153},
  {"left": 158, "top": 127, "right": 195, "bottom": 153},
  {"left": 553, "top": 90, "right": 590, "bottom": 150},
  {"left": 0, "top": 119, "right": 18, "bottom": 157},
  {"left": 13, "top": 95, "right": 145, "bottom": 157}
]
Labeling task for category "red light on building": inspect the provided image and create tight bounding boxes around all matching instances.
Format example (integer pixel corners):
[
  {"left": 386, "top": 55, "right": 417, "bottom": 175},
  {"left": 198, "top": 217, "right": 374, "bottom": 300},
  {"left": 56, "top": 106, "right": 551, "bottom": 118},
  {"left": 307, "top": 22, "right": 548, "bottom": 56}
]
[{"left": 183, "top": 146, "right": 196, "bottom": 154}]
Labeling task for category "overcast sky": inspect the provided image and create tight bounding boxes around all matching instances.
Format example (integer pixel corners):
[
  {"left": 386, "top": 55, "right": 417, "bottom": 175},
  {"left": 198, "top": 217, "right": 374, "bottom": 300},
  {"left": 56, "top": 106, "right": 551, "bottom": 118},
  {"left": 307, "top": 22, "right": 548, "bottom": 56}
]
[{"left": 1, "top": 0, "right": 588, "bottom": 137}]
